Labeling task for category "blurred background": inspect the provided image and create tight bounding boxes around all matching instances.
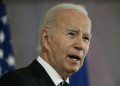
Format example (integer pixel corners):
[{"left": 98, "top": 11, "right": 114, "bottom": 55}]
[{"left": 2, "top": 0, "right": 120, "bottom": 86}]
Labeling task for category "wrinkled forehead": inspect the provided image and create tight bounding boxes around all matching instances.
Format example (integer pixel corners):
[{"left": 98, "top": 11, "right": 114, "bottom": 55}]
[{"left": 57, "top": 10, "right": 91, "bottom": 31}]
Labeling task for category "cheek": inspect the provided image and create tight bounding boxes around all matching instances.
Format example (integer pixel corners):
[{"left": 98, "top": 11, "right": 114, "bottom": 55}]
[
  {"left": 84, "top": 43, "right": 90, "bottom": 53},
  {"left": 80, "top": 58, "right": 85, "bottom": 68}
]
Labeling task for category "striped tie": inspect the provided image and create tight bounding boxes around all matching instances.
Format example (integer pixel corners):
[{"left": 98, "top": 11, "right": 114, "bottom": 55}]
[
  {"left": 59, "top": 82, "right": 70, "bottom": 86},
  {"left": 63, "top": 82, "right": 70, "bottom": 86}
]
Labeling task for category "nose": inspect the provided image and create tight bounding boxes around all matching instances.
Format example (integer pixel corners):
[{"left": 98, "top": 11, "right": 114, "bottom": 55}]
[{"left": 73, "top": 37, "right": 84, "bottom": 51}]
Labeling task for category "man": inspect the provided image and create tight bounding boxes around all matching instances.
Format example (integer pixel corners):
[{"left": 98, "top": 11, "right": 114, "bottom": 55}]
[{"left": 0, "top": 3, "right": 91, "bottom": 86}]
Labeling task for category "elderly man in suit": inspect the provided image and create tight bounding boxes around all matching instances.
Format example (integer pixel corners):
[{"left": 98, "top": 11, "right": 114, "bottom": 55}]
[{"left": 0, "top": 3, "right": 91, "bottom": 86}]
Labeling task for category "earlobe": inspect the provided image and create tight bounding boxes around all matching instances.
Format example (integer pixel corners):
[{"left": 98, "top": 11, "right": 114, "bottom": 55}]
[{"left": 42, "top": 29, "right": 50, "bottom": 50}]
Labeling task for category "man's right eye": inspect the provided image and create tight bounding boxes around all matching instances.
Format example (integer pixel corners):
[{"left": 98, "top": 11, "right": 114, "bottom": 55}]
[{"left": 68, "top": 32, "right": 75, "bottom": 36}]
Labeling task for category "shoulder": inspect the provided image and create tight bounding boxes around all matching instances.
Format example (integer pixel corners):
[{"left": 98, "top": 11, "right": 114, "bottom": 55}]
[
  {"left": 0, "top": 60, "right": 42, "bottom": 86},
  {"left": 0, "top": 67, "right": 28, "bottom": 86}
]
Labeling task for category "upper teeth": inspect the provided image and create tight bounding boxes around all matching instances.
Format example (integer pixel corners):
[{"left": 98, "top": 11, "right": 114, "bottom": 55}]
[{"left": 72, "top": 58, "right": 77, "bottom": 61}]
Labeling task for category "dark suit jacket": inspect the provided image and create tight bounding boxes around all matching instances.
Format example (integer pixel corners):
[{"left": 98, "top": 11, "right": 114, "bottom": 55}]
[{"left": 0, "top": 60, "right": 56, "bottom": 86}]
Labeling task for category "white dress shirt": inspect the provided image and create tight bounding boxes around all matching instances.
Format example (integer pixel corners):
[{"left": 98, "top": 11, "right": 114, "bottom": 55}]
[{"left": 37, "top": 56, "right": 69, "bottom": 86}]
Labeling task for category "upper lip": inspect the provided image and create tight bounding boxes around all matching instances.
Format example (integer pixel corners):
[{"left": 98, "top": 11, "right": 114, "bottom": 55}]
[{"left": 68, "top": 55, "right": 81, "bottom": 60}]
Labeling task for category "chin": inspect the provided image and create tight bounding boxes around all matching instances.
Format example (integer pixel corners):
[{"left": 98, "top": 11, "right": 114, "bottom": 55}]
[
  {"left": 72, "top": 69, "right": 79, "bottom": 73},
  {"left": 66, "top": 68, "right": 79, "bottom": 74},
  {"left": 64, "top": 64, "right": 81, "bottom": 74}
]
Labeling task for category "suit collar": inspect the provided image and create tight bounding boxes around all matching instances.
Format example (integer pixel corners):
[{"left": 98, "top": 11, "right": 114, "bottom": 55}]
[{"left": 28, "top": 60, "right": 55, "bottom": 86}]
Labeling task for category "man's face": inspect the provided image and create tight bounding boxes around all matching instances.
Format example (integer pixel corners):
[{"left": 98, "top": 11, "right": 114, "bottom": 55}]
[{"left": 47, "top": 10, "right": 91, "bottom": 75}]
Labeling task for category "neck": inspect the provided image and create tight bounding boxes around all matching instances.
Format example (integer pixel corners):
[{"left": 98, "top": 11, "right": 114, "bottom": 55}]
[{"left": 40, "top": 48, "right": 71, "bottom": 81}]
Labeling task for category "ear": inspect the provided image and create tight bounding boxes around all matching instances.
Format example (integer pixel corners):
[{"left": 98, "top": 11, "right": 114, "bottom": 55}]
[{"left": 42, "top": 29, "right": 50, "bottom": 50}]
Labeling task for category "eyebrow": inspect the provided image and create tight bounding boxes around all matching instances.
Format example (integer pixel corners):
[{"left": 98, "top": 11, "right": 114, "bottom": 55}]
[
  {"left": 67, "top": 29, "right": 92, "bottom": 38},
  {"left": 67, "top": 29, "right": 79, "bottom": 33},
  {"left": 84, "top": 33, "right": 92, "bottom": 38}
]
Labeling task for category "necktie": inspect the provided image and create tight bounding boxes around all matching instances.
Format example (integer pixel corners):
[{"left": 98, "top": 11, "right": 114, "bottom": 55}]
[
  {"left": 63, "top": 82, "right": 70, "bottom": 86},
  {"left": 60, "top": 82, "right": 70, "bottom": 86}
]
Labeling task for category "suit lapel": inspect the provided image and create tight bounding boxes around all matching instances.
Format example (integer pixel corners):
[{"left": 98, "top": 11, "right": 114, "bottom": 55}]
[
  {"left": 28, "top": 60, "right": 55, "bottom": 86},
  {"left": 38, "top": 72, "right": 55, "bottom": 86}
]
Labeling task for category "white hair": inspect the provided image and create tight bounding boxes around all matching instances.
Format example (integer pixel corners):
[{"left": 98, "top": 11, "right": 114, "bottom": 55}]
[{"left": 38, "top": 3, "right": 88, "bottom": 52}]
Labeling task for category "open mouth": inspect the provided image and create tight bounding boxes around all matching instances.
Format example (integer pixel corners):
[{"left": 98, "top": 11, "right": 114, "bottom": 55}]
[{"left": 68, "top": 55, "right": 80, "bottom": 61}]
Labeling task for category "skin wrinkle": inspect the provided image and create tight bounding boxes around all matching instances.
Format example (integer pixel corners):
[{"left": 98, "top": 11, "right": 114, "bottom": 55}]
[
  {"left": 41, "top": 9, "right": 91, "bottom": 81},
  {"left": 57, "top": 10, "right": 91, "bottom": 36},
  {"left": 57, "top": 10, "right": 91, "bottom": 41}
]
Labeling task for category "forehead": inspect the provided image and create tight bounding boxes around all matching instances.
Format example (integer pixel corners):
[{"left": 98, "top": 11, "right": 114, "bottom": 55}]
[
  {"left": 57, "top": 10, "right": 91, "bottom": 25},
  {"left": 57, "top": 10, "right": 91, "bottom": 32}
]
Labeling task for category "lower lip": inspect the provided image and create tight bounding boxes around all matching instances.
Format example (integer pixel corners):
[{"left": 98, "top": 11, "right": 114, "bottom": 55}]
[{"left": 69, "top": 57, "right": 80, "bottom": 63}]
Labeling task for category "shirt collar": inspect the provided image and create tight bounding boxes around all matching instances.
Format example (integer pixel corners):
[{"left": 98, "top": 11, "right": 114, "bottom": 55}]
[{"left": 37, "top": 56, "right": 69, "bottom": 86}]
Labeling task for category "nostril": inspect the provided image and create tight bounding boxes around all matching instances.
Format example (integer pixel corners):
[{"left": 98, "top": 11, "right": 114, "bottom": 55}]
[
  {"left": 75, "top": 46, "right": 83, "bottom": 51},
  {"left": 74, "top": 41, "right": 84, "bottom": 50}
]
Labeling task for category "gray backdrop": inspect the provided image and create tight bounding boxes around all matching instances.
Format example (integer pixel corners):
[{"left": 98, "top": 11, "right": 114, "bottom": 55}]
[{"left": 6, "top": 0, "right": 120, "bottom": 86}]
